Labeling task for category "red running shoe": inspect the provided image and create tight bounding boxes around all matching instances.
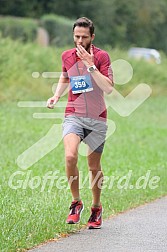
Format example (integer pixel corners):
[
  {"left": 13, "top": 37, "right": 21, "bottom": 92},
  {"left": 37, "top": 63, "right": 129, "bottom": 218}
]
[
  {"left": 87, "top": 205, "right": 102, "bottom": 229},
  {"left": 66, "top": 200, "right": 84, "bottom": 224}
]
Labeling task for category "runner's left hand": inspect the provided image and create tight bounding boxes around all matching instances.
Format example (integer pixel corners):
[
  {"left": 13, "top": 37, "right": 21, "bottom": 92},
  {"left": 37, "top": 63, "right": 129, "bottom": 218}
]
[{"left": 76, "top": 45, "right": 94, "bottom": 67}]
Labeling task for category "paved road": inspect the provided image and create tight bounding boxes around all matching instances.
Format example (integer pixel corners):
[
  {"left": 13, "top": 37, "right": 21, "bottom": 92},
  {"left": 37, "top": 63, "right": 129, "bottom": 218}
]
[{"left": 29, "top": 196, "right": 167, "bottom": 252}]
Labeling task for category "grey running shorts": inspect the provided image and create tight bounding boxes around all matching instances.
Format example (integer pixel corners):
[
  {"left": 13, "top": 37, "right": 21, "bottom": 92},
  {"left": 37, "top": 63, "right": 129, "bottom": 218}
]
[{"left": 62, "top": 115, "right": 108, "bottom": 153}]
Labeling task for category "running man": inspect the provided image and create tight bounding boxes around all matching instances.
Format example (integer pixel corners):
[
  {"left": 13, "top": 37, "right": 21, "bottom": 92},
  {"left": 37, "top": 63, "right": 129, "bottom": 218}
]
[{"left": 47, "top": 17, "right": 114, "bottom": 229}]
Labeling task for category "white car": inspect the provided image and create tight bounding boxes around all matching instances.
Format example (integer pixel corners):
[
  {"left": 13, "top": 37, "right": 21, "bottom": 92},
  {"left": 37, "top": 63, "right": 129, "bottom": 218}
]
[{"left": 128, "top": 47, "right": 161, "bottom": 64}]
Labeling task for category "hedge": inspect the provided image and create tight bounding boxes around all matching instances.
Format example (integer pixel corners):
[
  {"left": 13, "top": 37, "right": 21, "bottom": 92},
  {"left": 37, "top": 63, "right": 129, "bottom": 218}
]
[
  {"left": 0, "top": 16, "right": 38, "bottom": 42},
  {"left": 40, "top": 14, "right": 74, "bottom": 46}
]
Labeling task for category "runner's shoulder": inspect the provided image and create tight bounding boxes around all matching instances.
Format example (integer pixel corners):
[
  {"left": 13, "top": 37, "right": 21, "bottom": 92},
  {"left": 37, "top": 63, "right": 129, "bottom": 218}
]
[
  {"left": 62, "top": 48, "right": 76, "bottom": 60},
  {"left": 93, "top": 46, "right": 111, "bottom": 63}
]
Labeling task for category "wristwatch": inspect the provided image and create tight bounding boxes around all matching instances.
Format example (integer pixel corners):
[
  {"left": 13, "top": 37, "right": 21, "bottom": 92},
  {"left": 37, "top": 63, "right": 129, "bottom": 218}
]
[{"left": 87, "top": 65, "right": 97, "bottom": 73}]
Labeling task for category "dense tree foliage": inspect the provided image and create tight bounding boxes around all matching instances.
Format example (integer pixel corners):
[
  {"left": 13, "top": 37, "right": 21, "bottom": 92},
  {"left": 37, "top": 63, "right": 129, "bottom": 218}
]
[{"left": 0, "top": 0, "right": 167, "bottom": 52}]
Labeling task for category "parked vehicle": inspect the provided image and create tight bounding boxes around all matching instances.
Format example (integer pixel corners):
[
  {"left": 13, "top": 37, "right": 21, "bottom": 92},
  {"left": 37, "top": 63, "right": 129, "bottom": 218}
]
[{"left": 128, "top": 47, "right": 161, "bottom": 64}]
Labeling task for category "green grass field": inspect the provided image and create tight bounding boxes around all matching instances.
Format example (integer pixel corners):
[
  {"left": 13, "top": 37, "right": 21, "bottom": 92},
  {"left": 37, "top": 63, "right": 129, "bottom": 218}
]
[{"left": 0, "top": 38, "right": 167, "bottom": 251}]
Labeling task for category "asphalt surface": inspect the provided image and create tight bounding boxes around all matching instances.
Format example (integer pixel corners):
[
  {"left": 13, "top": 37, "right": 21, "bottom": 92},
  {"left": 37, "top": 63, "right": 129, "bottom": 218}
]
[{"left": 29, "top": 196, "right": 167, "bottom": 252}]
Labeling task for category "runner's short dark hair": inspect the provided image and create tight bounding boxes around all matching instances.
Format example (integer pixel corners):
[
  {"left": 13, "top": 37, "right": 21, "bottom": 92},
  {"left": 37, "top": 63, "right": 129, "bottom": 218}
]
[{"left": 73, "top": 17, "right": 94, "bottom": 36}]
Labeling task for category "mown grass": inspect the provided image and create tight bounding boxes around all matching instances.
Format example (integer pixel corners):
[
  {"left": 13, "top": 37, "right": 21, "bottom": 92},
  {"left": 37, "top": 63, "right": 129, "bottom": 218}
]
[{"left": 0, "top": 38, "right": 167, "bottom": 251}]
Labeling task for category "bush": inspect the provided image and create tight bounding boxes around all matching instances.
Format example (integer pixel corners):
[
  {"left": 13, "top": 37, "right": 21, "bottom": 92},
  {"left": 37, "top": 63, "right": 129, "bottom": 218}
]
[
  {"left": 40, "top": 14, "right": 74, "bottom": 47},
  {"left": 0, "top": 16, "right": 38, "bottom": 42}
]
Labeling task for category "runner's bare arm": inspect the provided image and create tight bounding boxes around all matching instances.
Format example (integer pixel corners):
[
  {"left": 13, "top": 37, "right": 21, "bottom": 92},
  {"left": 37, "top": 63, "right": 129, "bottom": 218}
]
[
  {"left": 47, "top": 75, "right": 69, "bottom": 109},
  {"left": 90, "top": 70, "right": 113, "bottom": 94}
]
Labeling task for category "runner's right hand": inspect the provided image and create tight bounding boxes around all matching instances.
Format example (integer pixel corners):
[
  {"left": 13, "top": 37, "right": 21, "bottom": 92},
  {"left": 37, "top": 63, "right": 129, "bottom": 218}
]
[{"left": 47, "top": 96, "right": 60, "bottom": 109}]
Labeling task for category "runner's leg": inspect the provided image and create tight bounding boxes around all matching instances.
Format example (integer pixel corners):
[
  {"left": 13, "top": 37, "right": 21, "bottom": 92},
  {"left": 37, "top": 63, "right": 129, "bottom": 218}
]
[
  {"left": 63, "top": 133, "right": 81, "bottom": 200},
  {"left": 87, "top": 150, "right": 103, "bottom": 206}
]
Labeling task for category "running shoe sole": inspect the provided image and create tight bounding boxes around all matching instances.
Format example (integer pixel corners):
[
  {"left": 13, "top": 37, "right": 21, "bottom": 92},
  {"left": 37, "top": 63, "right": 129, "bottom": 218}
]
[{"left": 88, "top": 223, "right": 102, "bottom": 229}]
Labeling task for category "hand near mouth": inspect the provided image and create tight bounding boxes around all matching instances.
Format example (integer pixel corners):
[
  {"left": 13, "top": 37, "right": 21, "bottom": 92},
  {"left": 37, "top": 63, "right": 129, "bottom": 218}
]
[{"left": 76, "top": 45, "right": 94, "bottom": 67}]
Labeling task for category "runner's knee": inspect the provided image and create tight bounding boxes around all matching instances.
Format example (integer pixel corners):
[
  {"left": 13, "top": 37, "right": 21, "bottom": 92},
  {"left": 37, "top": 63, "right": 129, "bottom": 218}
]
[
  {"left": 88, "top": 161, "right": 101, "bottom": 172},
  {"left": 65, "top": 153, "right": 78, "bottom": 167}
]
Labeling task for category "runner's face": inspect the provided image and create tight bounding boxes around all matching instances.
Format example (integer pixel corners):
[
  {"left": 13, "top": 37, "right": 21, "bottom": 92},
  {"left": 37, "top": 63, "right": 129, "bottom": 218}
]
[{"left": 73, "top": 26, "right": 95, "bottom": 52}]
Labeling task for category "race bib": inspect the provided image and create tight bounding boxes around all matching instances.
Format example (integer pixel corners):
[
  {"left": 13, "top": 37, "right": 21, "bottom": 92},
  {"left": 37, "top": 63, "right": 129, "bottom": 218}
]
[{"left": 70, "top": 75, "right": 93, "bottom": 94}]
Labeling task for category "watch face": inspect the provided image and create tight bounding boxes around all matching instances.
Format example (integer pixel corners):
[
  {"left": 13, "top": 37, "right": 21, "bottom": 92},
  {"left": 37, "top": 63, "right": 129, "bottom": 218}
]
[
  {"left": 89, "top": 66, "right": 94, "bottom": 71},
  {"left": 88, "top": 65, "right": 96, "bottom": 72}
]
